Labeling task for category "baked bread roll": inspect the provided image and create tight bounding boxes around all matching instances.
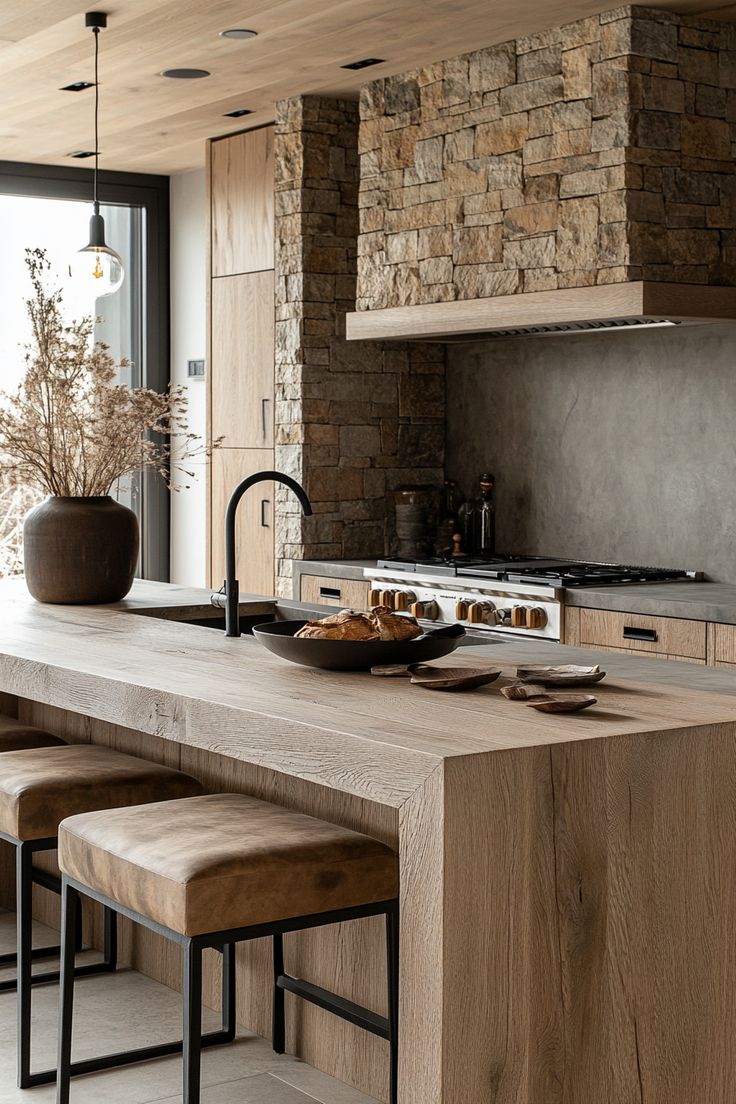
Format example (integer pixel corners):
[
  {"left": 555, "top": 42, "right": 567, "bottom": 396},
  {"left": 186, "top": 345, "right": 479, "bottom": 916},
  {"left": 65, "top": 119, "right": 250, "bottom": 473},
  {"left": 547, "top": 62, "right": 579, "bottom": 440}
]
[
  {"left": 370, "top": 605, "right": 423, "bottom": 641},
  {"left": 295, "top": 610, "right": 379, "bottom": 641},
  {"left": 294, "top": 606, "right": 423, "bottom": 642}
]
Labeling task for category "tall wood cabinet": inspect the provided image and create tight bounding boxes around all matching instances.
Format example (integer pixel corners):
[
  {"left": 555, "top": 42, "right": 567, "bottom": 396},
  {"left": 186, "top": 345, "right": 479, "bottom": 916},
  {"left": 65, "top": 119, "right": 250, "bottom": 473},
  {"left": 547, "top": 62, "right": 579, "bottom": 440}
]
[{"left": 207, "top": 126, "right": 275, "bottom": 595}]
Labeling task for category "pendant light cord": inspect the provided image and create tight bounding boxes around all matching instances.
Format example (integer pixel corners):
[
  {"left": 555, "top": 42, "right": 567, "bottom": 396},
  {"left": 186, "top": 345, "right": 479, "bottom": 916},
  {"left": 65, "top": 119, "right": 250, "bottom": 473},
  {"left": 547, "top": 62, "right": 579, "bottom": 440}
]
[{"left": 93, "top": 23, "right": 100, "bottom": 209}]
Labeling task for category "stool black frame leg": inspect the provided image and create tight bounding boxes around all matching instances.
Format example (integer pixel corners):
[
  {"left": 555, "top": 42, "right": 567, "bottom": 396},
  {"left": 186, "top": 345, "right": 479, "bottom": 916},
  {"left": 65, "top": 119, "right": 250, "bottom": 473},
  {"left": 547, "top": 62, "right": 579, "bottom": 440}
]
[
  {"left": 386, "top": 904, "right": 400, "bottom": 1104},
  {"left": 3, "top": 834, "right": 120, "bottom": 1090},
  {"left": 56, "top": 880, "right": 78, "bottom": 1104},
  {"left": 183, "top": 940, "right": 203, "bottom": 1104},
  {"left": 272, "top": 933, "right": 285, "bottom": 1054},
  {"left": 221, "top": 943, "right": 236, "bottom": 1041},
  {"left": 15, "top": 840, "right": 34, "bottom": 1090}
]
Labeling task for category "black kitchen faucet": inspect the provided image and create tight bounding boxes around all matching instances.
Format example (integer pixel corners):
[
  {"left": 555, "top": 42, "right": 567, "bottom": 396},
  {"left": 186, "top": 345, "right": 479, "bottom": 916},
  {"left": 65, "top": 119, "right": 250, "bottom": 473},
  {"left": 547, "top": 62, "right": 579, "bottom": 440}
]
[{"left": 211, "top": 470, "right": 312, "bottom": 637}]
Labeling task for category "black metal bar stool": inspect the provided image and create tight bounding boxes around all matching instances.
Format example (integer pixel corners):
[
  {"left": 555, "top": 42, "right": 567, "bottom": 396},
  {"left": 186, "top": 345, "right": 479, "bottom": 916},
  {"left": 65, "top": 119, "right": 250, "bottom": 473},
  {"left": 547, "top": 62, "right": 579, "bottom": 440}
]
[
  {"left": 0, "top": 742, "right": 203, "bottom": 1088},
  {"left": 55, "top": 792, "right": 400, "bottom": 1104},
  {"left": 0, "top": 714, "right": 68, "bottom": 978}
]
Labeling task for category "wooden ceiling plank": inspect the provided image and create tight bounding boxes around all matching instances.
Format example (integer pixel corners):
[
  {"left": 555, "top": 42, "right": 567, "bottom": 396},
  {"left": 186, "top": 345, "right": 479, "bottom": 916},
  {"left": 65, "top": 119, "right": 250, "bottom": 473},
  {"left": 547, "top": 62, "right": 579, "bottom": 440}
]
[{"left": 1, "top": 0, "right": 734, "bottom": 174}]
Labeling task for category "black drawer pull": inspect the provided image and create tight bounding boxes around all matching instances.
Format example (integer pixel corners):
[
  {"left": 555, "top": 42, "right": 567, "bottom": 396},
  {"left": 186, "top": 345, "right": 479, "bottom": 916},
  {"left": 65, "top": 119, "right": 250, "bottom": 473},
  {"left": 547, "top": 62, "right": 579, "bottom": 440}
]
[
  {"left": 260, "top": 499, "right": 270, "bottom": 527},
  {"left": 623, "top": 626, "right": 658, "bottom": 642},
  {"left": 319, "top": 586, "right": 341, "bottom": 599}
]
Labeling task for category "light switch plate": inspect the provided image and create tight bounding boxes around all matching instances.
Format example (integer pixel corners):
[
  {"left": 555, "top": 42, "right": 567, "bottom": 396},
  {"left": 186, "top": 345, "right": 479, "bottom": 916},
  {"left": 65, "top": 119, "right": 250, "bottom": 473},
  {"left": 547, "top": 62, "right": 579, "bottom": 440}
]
[{"left": 187, "top": 359, "right": 205, "bottom": 379}]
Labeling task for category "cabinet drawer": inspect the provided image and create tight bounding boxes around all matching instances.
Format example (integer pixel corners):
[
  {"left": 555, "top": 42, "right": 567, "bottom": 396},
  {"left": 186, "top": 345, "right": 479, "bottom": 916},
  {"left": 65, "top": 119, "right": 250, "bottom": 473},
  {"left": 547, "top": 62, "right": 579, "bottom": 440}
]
[
  {"left": 711, "top": 624, "right": 736, "bottom": 665},
  {"left": 579, "top": 609, "right": 706, "bottom": 660},
  {"left": 300, "top": 575, "right": 369, "bottom": 610}
]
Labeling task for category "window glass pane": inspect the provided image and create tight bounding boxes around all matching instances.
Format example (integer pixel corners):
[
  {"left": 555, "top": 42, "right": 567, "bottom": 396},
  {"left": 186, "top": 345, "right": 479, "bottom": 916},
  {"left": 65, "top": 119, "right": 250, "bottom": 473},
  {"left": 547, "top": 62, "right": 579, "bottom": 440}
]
[{"left": 0, "top": 194, "right": 144, "bottom": 576}]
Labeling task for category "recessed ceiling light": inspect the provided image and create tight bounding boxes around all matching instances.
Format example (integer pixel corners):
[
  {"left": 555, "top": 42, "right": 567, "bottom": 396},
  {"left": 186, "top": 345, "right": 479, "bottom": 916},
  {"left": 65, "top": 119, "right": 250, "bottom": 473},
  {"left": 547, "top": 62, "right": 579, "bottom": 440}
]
[
  {"left": 160, "top": 68, "right": 210, "bottom": 79},
  {"left": 341, "top": 57, "right": 385, "bottom": 70},
  {"left": 223, "top": 108, "right": 253, "bottom": 118},
  {"left": 219, "top": 28, "right": 257, "bottom": 40},
  {"left": 69, "top": 150, "right": 95, "bottom": 158},
  {"left": 60, "top": 80, "right": 95, "bottom": 92}
]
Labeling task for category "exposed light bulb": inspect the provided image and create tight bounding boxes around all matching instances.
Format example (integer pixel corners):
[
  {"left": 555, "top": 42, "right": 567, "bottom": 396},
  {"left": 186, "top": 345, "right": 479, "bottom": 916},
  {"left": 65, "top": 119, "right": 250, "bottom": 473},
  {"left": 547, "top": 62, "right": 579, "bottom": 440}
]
[
  {"left": 71, "top": 205, "right": 124, "bottom": 298},
  {"left": 71, "top": 241, "right": 125, "bottom": 297}
]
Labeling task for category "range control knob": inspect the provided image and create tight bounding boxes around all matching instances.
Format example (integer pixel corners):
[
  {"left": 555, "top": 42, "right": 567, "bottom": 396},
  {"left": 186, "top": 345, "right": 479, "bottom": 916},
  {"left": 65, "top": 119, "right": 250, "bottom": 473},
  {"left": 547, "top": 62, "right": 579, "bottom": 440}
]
[
  {"left": 511, "top": 606, "right": 528, "bottom": 628},
  {"left": 468, "top": 601, "right": 494, "bottom": 625},
  {"left": 455, "top": 600, "right": 469, "bottom": 620},
  {"left": 411, "top": 600, "right": 439, "bottom": 621},
  {"left": 369, "top": 588, "right": 383, "bottom": 607},
  {"left": 394, "top": 589, "right": 416, "bottom": 611},
  {"left": 527, "top": 606, "right": 547, "bottom": 629},
  {"left": 380, "top": 590, "right": 396, "bottom": 609}
]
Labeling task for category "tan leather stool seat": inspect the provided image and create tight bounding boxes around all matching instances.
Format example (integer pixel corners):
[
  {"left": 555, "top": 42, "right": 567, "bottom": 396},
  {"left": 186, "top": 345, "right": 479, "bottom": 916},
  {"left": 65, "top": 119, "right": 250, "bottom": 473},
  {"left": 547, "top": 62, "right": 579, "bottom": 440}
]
[
  {"left": 0, "top": 714, "right": 65, "bottom": 754},
  {"left": 0, "top": 744, "right": 202, "bottom": 841},
  {"left": 59, "top": 793, "right": 399, "bottom": 937}
]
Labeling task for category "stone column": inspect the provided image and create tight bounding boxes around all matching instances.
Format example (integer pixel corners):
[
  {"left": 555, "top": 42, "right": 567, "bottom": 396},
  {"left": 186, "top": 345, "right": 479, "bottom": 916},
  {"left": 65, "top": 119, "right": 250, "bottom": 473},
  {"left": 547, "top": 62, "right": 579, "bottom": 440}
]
[{"left": 274, "top": 95, "right": 445, "bottom": 596}]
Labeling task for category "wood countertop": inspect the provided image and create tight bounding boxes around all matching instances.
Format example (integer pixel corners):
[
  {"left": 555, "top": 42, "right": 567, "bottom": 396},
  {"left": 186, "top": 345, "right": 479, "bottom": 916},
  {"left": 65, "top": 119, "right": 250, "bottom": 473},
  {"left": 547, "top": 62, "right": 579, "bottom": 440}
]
[{"left": 1, "top": 578, "right": 735, "bottom": 807}]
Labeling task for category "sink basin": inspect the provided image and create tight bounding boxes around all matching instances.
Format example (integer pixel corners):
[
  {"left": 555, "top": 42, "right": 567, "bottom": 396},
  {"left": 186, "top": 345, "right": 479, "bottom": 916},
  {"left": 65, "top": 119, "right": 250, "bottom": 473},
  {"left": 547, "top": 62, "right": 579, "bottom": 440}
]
[{"left": 126, "top": 599, "right": 318, "bottom": 634}]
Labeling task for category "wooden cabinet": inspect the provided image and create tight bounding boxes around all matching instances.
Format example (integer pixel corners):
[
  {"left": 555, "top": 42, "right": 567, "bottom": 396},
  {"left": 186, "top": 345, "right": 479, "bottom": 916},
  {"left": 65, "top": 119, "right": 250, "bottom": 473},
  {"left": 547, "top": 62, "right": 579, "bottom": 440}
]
[
  {"left": 211, "top": 271, "right": 275, "bottom": 449},
  {"left": 577, "top": 608, "right": 707, "bottom": 662},
  {"left": 299, "top": 574, "right": 370, "bottom": 609},
  {"left": 210, "top": 450, "right": 274, "bottom": 597},
  {"left": 208, "top": 124, "right": 276, "bottom": 594},
  {"left": 210, "top": 126, "right": 274, "bottom": 276}
]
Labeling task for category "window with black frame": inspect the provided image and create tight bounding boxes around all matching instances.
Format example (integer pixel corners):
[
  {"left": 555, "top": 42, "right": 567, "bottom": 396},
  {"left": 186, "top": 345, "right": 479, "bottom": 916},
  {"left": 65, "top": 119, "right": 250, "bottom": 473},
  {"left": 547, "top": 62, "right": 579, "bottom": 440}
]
[{"left": 0, "top": 161, "right": 169, "bottom": 581}]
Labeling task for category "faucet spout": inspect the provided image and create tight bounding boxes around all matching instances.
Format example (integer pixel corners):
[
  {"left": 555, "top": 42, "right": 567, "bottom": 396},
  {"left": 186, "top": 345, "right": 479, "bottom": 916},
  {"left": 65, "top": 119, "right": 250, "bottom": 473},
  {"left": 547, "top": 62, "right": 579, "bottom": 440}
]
[{"left": 212, "top": 471, "right": 313, "bottom": 638}]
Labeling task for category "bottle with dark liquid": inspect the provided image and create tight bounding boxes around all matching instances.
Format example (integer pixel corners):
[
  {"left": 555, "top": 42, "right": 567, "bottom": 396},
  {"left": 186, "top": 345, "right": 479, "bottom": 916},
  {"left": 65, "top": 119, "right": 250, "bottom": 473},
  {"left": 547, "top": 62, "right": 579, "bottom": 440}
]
[{"left": 477, "top": 472, "right": 495, "bottom": 556}]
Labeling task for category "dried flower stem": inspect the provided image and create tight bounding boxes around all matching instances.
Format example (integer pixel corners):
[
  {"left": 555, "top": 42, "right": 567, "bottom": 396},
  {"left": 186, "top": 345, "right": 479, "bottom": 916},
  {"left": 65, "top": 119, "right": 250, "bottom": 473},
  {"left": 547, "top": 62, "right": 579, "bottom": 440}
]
[{"left": 0, "top": 249, "right": 217, "bottom": 496}]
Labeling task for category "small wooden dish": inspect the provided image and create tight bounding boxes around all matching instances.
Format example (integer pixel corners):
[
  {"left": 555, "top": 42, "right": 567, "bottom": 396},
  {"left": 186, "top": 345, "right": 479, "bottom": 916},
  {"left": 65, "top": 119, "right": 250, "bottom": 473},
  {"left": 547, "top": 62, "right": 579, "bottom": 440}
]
[
  {"left": 525, "top": 694, "right": 597, "bottom": 713},
  {"left": 407, "top": 665, "right": 502, "bottom": 691},
  {"left": 516, "top": 664, "right": 606, "bottom": 687},
  {"left": 500, "top": 682, "right": 547, "bottom": 700},
  {"left": 371, "top": 664, "right": 412, "bottom": 678}
]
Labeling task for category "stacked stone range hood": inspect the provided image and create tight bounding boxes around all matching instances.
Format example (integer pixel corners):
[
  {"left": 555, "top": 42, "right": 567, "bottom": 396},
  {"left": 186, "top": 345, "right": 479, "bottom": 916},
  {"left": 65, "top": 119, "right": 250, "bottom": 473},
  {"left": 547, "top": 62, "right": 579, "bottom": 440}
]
[{"left": 346, "top": 5, "right": 736, "bottom": 340}]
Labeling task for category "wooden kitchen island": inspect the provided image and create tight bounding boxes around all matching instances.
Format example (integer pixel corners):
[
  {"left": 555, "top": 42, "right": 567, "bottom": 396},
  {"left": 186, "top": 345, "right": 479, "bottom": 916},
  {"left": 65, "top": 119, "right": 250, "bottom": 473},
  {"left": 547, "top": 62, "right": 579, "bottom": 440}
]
[{"left": 2, "top": 580, "right": 736, "bottom": 1104}]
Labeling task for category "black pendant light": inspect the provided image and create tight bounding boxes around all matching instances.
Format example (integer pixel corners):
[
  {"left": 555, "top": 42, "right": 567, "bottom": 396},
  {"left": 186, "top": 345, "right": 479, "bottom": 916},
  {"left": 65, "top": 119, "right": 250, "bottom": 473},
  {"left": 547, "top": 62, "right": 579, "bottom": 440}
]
[{"left": 71, "top": 12, "right": 124, "bottom": 297}]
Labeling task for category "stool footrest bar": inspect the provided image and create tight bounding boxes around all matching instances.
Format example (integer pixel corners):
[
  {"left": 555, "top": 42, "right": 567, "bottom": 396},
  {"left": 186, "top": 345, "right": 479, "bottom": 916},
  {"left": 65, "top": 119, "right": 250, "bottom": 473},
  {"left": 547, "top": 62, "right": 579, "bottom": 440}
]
[
  {"left": 0, "top": 944, "right": 62, "bottom": 967},
  {"left": 0, "top": 954, "right": 114, "bottom": 993},
  {"left": 23, "top": 1026, "right": 234, "bottom": 1087},
  {"left": 277, "top": 973, "right": 389, "bottom": 1040}
]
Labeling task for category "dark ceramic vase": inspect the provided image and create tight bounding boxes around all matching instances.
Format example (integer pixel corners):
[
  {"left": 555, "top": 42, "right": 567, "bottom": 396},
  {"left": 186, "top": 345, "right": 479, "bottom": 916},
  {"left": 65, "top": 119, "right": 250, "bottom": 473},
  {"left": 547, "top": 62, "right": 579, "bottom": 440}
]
[{"left": 23, "top": 496, "right": 139, "bottom": 604}]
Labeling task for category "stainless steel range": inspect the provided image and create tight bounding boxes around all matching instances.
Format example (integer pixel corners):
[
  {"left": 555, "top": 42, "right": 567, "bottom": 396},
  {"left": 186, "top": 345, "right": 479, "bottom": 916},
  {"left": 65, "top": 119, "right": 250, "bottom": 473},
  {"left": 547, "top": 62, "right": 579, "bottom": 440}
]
[{"left": 365, "top": 556, "right": 699, "bottom": 642}]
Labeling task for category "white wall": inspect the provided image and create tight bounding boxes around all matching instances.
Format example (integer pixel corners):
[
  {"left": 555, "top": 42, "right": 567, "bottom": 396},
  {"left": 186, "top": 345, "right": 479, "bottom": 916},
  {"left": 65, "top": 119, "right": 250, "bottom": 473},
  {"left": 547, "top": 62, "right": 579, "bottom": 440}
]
[{"left": 169, "top": 169, "right": 208, "bottom": 586}]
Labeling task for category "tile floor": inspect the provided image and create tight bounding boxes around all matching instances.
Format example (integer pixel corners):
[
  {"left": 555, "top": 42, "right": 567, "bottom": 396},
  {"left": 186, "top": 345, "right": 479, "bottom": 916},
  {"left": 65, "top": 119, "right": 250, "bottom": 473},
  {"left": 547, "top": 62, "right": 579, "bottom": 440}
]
[{"left": 0, "top": 911, "right": 378, "bottom": 1104}]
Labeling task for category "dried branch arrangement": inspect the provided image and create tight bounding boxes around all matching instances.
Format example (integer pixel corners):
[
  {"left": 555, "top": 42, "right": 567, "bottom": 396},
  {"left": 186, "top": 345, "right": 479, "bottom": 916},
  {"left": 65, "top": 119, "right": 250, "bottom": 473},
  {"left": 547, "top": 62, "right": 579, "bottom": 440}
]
[{"left": 0, "top": 249, "right": 212, "bottom": 497}]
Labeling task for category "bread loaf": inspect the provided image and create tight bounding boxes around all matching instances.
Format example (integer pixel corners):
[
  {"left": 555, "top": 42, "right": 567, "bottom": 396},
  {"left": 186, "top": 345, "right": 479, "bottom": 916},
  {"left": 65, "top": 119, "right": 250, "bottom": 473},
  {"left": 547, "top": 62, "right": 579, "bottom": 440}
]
[{"left": 295, "top": 606, "right": 423, "bottom": 642}]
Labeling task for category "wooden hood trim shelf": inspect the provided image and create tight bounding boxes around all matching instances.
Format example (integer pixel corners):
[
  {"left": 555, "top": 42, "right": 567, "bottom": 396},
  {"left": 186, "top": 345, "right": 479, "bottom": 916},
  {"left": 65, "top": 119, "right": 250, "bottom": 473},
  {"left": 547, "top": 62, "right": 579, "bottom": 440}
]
[{"left": 345, "top": 282, "right": 736, "bottom": 342}]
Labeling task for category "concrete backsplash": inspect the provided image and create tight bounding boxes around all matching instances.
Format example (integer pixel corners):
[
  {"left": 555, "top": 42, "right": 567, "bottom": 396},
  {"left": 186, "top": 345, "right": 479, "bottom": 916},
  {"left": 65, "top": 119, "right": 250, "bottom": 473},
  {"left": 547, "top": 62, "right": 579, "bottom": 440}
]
[{"left": 446, "top": 323, "right": 736, "bottom": 581}]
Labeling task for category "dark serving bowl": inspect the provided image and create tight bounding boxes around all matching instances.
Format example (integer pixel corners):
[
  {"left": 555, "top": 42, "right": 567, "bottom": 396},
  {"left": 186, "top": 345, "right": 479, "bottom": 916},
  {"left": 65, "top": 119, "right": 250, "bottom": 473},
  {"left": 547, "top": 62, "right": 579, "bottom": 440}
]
[{"left": 252, "top": 620, "right": 465, "bottom": 671}]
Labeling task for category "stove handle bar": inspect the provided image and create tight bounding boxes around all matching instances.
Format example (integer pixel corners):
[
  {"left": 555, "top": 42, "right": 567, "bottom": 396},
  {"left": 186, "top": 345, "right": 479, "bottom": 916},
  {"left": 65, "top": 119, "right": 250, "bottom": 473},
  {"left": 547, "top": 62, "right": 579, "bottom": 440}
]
[{"left": 623, "top": 626, "right": 658, "bottom": 643}]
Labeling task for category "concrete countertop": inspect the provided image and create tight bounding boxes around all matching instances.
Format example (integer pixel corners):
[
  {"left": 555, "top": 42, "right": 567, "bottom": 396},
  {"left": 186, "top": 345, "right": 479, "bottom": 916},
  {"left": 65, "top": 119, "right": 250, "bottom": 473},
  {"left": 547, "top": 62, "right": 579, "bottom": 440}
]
[
  {"left": 292, "top": 560, "right": 736, "bottom": 625},
  {"left": 563, "top": 581, "right": 736, "bottom": 624},
  {"left": 291, "top": 559, "right": 374, "bottom": 585}
]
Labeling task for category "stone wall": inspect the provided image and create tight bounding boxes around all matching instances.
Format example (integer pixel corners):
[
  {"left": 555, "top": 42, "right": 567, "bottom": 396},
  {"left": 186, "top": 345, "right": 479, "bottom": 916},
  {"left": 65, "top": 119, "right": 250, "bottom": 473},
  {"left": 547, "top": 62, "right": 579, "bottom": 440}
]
[
  {"left": 356, "top": 5, "right": 736, "bottom": 310},
  {"left": 273, "top": 96, "right": 445, "bottom": 595}
]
